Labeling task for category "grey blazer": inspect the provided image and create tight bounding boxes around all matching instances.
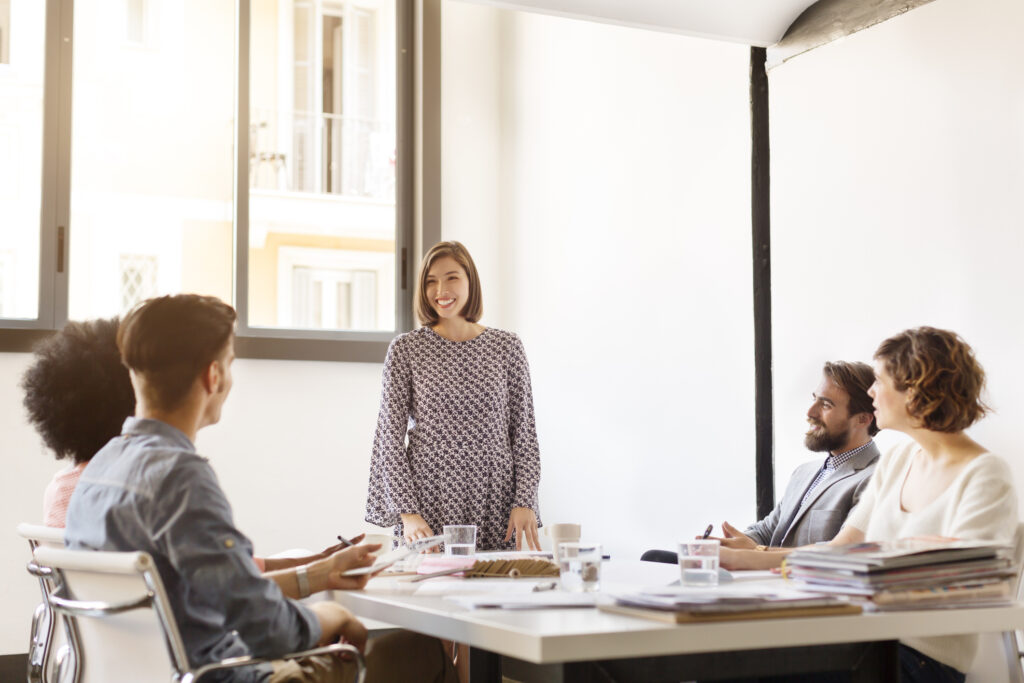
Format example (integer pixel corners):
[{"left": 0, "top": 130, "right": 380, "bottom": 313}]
[{"left": 744, "top": 441, "right": 880, "bottom": 548}]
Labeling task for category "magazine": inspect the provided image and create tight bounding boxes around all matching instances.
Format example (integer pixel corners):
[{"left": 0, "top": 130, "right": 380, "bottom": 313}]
[{"left": 786, "top": 538, "right": 1008, "bottom": 572}]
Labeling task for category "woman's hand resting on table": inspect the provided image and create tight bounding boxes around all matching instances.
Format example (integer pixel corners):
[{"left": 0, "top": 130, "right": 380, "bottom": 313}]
[
  {"left": 505, "top": 507, "right": 540, "bottom": 550},
  {"left": 400, "top": 513, "right": 439, "bottom": 552}
]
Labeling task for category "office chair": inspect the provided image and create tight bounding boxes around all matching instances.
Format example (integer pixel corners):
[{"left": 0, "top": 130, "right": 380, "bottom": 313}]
[
  {"left": 18, "top": 523, "right": 70, "bottom": 683},
  {"left": 31, "top": 546, "right": 365, "bottom": 683}
]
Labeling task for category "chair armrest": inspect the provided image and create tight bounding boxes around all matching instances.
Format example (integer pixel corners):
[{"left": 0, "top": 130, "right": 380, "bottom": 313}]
[{"left": 187, "top": 643, "right": 365, "bottom": 683}]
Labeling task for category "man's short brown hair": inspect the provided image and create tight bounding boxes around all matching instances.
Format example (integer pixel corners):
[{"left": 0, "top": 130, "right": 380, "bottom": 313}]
[
  {"left": 118, "top": 294, "right": 237, "bottom": 411},
  {"left": 874, "top": 326, "right": 988, "bottom": 433},
  {"left": 415, "top": 241, "right": 483, "bottom": 326},
  {"left": 822, "top": 360, "right": 879, "bottom": 436}
]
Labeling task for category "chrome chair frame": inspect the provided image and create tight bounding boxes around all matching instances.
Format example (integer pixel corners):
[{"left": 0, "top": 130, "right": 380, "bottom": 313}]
[
  {"left": 33, "top": 546, "right": 365, "bottom": 683},
  {"left": 18, "top": 523, "right": 69, "bottom": 683}
]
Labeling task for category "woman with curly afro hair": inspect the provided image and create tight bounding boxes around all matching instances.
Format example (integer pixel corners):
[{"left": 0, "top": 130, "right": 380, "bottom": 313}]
[{"left": 21, "top": 318, "right": 136, "bottom": 526}]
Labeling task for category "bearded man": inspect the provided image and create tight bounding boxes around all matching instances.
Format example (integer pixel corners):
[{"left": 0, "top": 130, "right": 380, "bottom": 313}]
[
  {"left": 724, "top": 360, "right": 880, "bottom": 549},
  {"left": 642, "top": 361, "right": 879, "bottom": 564}
]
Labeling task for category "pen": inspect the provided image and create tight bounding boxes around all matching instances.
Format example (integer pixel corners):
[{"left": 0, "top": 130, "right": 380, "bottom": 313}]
[
  {"left": 702, "top": 524, "right": 713, "bottom": 539},
  {"left": 336, "top": 535, "right": 354, "bottom": 548}
]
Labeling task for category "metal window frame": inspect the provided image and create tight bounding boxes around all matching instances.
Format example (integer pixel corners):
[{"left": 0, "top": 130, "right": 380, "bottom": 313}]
[{"left": 0, "top": 0, "right": 433, "bottom": 364}]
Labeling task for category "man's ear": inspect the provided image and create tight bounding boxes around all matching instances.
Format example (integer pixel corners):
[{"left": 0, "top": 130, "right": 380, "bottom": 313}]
[
  {"left": 200, "top": 360, "right": 220, "bottom": 394},
  {"left": 856, "top": 411, "right": 872, "bottom": 428}
]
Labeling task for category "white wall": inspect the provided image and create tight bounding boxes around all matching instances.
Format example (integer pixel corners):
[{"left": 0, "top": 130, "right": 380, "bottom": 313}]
[
  {"left": 441, "top": 2, "right": 758, "bottom": 561},
  {"left": 769, "top": 0, "right": 1024, "bottom": 495}
]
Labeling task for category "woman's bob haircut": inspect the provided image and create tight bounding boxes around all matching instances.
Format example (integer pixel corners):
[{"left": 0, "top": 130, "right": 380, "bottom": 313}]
[
  {"left": 874, "top": 326, "right": 988, "bottom": 433},
  {"left": 415, "top": 241, "right": 483, "bottom": 326}
]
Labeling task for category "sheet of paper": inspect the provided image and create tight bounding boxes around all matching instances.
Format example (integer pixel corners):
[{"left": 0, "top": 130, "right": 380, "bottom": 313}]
[
  {"left": 446, "top": 591, "right": 600, "bottom": 609},
  {"left": 414, "top": 578, "right": 545, "bottom": 596}
]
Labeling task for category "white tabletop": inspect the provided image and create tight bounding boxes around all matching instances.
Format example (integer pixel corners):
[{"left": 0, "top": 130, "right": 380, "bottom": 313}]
[{"left": 332, "top": 560, "right": 1024, "bottom": 665}]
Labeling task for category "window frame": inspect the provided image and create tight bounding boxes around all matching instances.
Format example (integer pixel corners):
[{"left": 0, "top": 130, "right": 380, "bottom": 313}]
[{"left": 0, "top": 0, "right": 427, "bottom": 363}]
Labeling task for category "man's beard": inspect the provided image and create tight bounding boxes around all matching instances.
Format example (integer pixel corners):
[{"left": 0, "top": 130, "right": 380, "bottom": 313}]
[{"left": 804, "top": 421, "right": 850, "bottom": 453}]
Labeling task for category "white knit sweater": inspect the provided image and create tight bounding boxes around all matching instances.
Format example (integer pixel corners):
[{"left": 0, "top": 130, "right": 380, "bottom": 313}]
[{"left": 845, "top": 440, "right": 1018, "bottom": 673}]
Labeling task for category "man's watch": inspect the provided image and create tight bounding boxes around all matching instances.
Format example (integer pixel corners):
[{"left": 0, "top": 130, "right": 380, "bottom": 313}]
[{"left": 296, "top": 565, "right": 311, "bottom": 598}]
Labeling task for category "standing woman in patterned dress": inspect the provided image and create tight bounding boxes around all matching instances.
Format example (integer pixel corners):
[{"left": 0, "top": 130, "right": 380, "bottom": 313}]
[{"left": 365, "top": 241, "right": 542, "bottom": 551}]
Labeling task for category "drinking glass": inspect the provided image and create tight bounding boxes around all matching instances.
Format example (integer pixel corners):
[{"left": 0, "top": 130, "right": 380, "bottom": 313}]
[
  {"left": 558, "top": 542, "right": 602, "bottom": 592},
  {"left": 678, "top": 539, "right": 720, "bottom": 586},
  {"left": 443, "top": 525, "right": 477, "bottom": 556}
]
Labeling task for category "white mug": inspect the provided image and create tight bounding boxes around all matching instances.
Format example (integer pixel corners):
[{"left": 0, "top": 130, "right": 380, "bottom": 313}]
[{"left": 545, "top": 523, "right": 581, "bottom": 556}]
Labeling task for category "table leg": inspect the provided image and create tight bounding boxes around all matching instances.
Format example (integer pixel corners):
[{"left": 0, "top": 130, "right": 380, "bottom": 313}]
[
  {"left": 468, "top": 646, "right": 502, "bottom": 683},
  {"left": 583, "top": 640, "right": 901, "bottom": 681},
  {"left": 850, "top": 641, "right": 899, "bottom": 683}
]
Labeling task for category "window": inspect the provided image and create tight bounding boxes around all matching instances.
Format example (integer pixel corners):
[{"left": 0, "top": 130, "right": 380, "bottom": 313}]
[
  {"left": 1, "top": 0, "right": 417, "bottom": 360},
  {"left": 248, "top": 0, "right": 397, "bottom": 335},
  {"left": 118, "top": 254, "right": 158, "bottom": 313},
  {"left": 125, "top": 0, "right": 146, "bottom": 44},
  {"left": 0, "top": 250, "right": 13, "bottom": 316},
  {"left": 0, "top": 0, "right": 43, "bottom": 322},
  {"left": 0, "top": 0, "right": 10, "bottom": 64},
  {"left": 277, "top": 247, "right": 393, "bottom": 330}
]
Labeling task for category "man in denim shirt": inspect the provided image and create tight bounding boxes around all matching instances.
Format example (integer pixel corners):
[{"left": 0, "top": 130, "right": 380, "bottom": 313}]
[{"left": 65, "top": 294, "right": 455, "bottom": 683}]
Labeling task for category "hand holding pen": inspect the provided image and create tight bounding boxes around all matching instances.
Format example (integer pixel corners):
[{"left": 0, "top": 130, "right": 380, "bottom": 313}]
[{"left": 707, "top": 521, "right": 759, "bottom": 550}]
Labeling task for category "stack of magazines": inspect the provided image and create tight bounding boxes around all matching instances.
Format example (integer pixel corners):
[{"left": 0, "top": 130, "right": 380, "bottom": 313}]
[{"left": 785, "top": 538, "right": 1017, "bottom": 610}]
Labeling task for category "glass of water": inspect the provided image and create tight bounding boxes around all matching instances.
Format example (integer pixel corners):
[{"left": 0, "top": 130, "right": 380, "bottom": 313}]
[
  {"left": 558, "top": 542, "right": 603, "bottom": 592},
  {"left": 443, "top": 525, "right": 477, "bottom": 556},
  {"left": 678, "top": 539, "right": 720, "bottom": 586}
]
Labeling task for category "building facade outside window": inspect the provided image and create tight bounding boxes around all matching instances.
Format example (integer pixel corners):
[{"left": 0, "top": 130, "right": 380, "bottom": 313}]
[{"left": 0, "top": 0, "right": 412, "bottom": 359}]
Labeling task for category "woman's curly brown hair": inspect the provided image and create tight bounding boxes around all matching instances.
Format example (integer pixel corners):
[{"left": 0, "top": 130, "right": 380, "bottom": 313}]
[
  {"left": 874, "top": 326, "right": 988, "bottom": 433},
  {"left": 21, "top": 318, "right": 136, "bottom": 463}
]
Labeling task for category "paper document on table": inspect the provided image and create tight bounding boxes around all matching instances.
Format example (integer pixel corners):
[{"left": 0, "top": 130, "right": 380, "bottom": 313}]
[
  {"left": 414, "top": 579, "right": 543, "bottom": 596},
  {"left": 446, "top": 592, "right": 599, "bottom": 609}
]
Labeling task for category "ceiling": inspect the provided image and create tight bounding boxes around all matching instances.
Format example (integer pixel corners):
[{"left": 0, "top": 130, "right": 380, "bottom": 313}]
[{"left": 457, "top": 0, "right": 821, "bottom": 48}]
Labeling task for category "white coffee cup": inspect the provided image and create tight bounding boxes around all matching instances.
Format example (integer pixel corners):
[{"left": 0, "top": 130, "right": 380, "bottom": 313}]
[
  {"left": 362, "top": 533, "right": 396, "bottom": 549},
  {"left": 545, "top": 523, "right": 581, "bottom": 557}
]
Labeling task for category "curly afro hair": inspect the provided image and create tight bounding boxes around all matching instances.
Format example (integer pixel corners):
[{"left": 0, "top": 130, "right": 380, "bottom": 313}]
[{"left": 21, "top": 318, "right": 136, "bottom": 463}]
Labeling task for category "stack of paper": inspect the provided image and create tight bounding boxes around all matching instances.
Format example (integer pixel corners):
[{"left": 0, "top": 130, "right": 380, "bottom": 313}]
[
  {"left": 786, "top": 538, "right": 1016, "bottom": 610},
  {"left": 603, "top": 584, "right": 860, "bottom": 623}
]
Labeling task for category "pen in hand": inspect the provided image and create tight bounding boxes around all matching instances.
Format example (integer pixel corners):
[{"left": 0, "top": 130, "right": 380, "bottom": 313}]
[
  {"left": 702, "top": 524, "right": 713, "bottom": 539},
  {"left": 336, "top": 535, "right": 354, "bottom": 548}
]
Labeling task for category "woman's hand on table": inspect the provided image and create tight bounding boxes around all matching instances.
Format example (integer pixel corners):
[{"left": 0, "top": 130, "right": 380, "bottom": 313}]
[
  {"left": 505, "top": 507, "right": 540, "bottom": 550},
  {"left": 719, "top": 546, "right": 788, "bottom": 571},
  {"left": 400, "top": 513, "right": 439, "bottom": 552}
]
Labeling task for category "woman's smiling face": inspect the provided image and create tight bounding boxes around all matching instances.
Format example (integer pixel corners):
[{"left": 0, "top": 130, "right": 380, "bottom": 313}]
[{"left": 425, "top": 255, "right": 470, "bottom": 321}]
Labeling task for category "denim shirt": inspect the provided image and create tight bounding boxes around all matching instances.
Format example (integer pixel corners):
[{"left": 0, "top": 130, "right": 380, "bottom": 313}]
[{"left": 65, "top": 418, "right": 320, "bottom": 682}]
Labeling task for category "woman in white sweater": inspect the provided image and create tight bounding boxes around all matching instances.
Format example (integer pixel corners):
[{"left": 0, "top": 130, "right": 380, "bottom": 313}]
[{"left": 722, "top": 327, "right": 1017, "bottom": 682}]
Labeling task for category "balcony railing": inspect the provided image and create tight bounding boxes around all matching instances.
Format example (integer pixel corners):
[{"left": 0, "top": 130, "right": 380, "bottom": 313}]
[{"left": 250, "top": 108, "right": 395, "bottom": 200}]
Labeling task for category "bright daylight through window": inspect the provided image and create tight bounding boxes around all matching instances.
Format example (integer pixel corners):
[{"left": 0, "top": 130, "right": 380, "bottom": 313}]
[
  {"left": 0, "top": 0, "right": 42, "bottom": 320},
  {"left": 0, "top": 0, "right": 404, "bottom": 354},
  {"left": 249, "top": 0, "right": 397, "bottom": 332}
]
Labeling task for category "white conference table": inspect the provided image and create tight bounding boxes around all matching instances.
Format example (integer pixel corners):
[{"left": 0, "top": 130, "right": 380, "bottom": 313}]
[{"left": 332, "top": 561, "right": 1024, "bottom": 682}]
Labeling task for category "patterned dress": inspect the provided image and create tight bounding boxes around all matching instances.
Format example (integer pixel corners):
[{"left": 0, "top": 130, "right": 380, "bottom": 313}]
[{"left": 365, "top": 326, "right": 542, "bottom": 550}]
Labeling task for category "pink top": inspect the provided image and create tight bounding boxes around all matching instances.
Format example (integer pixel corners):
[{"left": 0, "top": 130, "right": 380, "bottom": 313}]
[
  {"left": 42, "top": 461, "right": 272, "bottom": 573},
  {"left": 43, "top": 463, "right": 87, "bottom": 528}
]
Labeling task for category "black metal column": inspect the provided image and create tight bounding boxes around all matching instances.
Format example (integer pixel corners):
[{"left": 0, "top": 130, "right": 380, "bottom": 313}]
[{"left": 750, "top": 47, "right": 775, "bottom": 520}]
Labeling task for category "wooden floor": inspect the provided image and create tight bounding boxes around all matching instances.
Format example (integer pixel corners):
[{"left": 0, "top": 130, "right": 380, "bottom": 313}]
[{"left": 0, "top": 653, "right": 26, "bottom": 682}]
